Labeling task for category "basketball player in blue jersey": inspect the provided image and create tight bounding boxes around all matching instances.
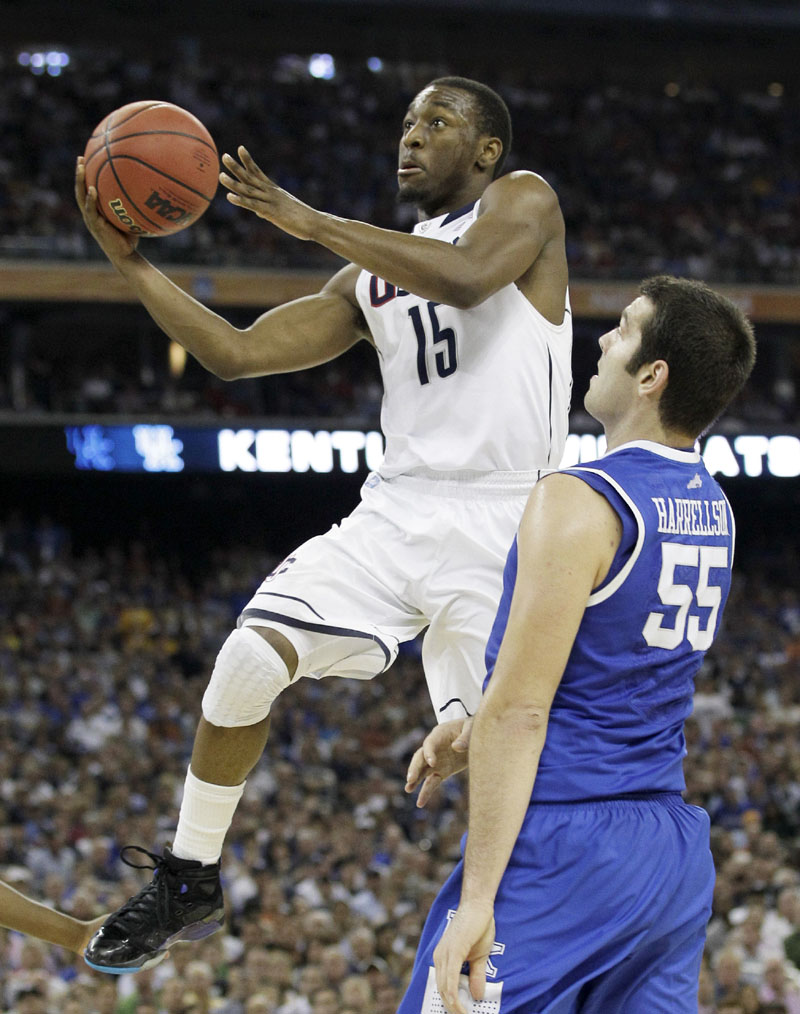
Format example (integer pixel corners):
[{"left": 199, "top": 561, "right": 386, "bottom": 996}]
[
  {"left": 402, "top": 275, "right": 756, "bottom": 1014},
  {"left": 74, "top": 76, "right": 572, "bottom": 971}
]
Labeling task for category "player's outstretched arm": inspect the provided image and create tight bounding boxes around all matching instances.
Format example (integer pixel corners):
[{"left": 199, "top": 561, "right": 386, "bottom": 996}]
[
  {"left": 405, "top": 717, "right": 472, "bottom": 807},
  {"left": 0, "top": 880, "right": 106, "bottom": 954},
  {"left": 433, "top": 475, "right": 622, "bottom": 1014},
  {"left": 75, "top": 157, "right": 369, "bottom": 379},
  {"left": 221, "top": 148, "right": 563, "bottom": 310}
]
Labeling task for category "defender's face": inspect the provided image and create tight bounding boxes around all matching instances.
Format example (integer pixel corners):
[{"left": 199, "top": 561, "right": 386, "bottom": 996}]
[
  {"left": 397, "top": 86, "right": 484, "bottom": 214},
  {"left": 584, "top": 295, "right": 655, "bottom": 424}
]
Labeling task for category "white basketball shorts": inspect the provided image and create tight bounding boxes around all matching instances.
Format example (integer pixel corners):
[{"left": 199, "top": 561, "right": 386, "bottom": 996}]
[{"left": 239, "top": 469, "right": 542, "bottom": 721}]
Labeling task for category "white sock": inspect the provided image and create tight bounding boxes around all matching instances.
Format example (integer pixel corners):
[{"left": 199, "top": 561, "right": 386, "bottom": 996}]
[{"left": 171, "top": 766, "right": 246, "bottom": 865}]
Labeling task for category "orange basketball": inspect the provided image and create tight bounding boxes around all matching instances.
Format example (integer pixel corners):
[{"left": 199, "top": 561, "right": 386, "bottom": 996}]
[{"left": 83, "top": 101, "right": 219, "bottom": 237}]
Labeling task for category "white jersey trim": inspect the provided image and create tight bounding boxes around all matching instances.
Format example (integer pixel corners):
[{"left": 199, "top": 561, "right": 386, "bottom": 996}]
[
  {"left": 568, "top": 466, "right": 647, "bottom": 607},
  {"left": 601, "top": 439, "right": 701, "bottom": 464}
]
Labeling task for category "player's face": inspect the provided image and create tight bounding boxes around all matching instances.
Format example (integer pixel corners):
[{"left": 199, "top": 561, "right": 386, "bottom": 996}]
[
  {"left": 584, "top": 295, "right": 655, "bottom": 424},
  {"left": 397, "top": 86, "right": 486, "bottom": 217}
]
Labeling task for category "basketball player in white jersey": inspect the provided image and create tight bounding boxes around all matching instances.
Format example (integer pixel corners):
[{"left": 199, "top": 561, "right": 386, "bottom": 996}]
[{"left": 75, "top": 76, "right": 572, "bottom": 972}]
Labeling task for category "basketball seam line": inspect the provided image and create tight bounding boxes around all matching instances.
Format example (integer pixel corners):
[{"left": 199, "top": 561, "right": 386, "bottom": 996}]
[
  {"left": 88, "top": 130, "right": 216, "bottom": 153},
  {"left": 103, "top": 142, "right": 169, "bottom": 235},
  {"left": 88, "top": 101, "right": 162, "bottom": 136},
  {"left": 98, "top": 155, "right": 215, "bottom": 204}
]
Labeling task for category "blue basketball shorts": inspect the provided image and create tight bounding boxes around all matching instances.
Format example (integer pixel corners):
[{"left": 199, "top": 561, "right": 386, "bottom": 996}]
[{"left": 397, "top": 793, "right": 714, "bottom": 1014}]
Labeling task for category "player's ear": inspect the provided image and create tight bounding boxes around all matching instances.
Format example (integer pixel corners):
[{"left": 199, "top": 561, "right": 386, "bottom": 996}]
[
  {"left": 476, "top": 137, "right": 502, "bottom": 174},
  {"left": 638, "top": 359, "right": 669, "bottom": 398}
]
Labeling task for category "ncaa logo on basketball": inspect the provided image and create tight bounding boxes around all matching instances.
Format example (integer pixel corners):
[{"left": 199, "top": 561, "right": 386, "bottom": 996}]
[
  {"left": 145, "top": 191, "right": 192, "bottom": 224},
  {"left": 107, "top": 198, "right": 146, "bottom": 234}
]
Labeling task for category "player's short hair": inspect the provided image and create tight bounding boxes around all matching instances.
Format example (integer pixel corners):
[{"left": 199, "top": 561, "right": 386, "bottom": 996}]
[
  {"left": 625, "top": 275, "right": 756, "bottom": 438},
  {"left": 427, "top": 76, "right": 512, "bottom": 178}
]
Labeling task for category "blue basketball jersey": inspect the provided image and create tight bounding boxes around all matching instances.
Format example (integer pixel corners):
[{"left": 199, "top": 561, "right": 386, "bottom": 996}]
[{"left": 483, "top": 439, "right": 736, "bottom": 801}]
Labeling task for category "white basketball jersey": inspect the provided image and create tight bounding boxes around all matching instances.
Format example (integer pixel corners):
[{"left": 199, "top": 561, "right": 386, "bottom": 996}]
[{"left": 355, "top": 199, "right": 572, "bottom": 478}]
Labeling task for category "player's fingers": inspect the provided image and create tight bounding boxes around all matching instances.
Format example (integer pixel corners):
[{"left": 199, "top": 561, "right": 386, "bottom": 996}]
[
  {"left": 74, "top": 157, "right": 90, "bottom": 202},
  {"left": 416, "top": 772, "right": 442, "bottom": 808},
  {"left": 435, "top": 957, "right": 466, "bottom": 1014},
  {"left": 405, "top": 746, "right": 429, "bottom": 789},
  {"left": 421, "top": 725, "right": 453, "bottom": 766},
  {"left": 452, "top": 716, "right": 473, "bottom": 752},
  {"left": 220, "top": 170, "right": 270, "bottom": 209},
  {"left": 219, "top": 161, "right": 253, "bottom": 191},
  {"left": 238, "top": 145, "right": 266, "bottom": 177},
  {"left": 219, "top": 171, "right": 244, "bottom": 192},
  {"left": 220, "top": 153, "right": 252, "bottom": 186},
  {"left": 225, "top": 193, "right": 251, "bottom": 213},
  {"left": 74, "top": 167, "right": 84, "bottom": 207},
  {"left": 223, "top": 187, "right": 266, "bottom": 215},
  {"left": 78, "top": 180, "right": 100, "bottom": 224},
  {"left": 225, "top": 192, "right": 264, "bottom": 217},
  {"left": 444, "top": 991, "right": 466, "bottom": 1014},
  {"left": 468, "top": 959, "right": 487, "bottom": 1002}
]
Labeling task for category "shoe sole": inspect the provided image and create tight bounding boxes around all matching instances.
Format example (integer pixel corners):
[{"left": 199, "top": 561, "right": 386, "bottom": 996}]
[{"left": 83, "top": 910, "right": 225, "bottom": 975}]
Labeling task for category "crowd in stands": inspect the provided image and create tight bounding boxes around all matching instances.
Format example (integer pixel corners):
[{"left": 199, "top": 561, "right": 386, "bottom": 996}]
[
  {"left": 1, "top": 44, "right": 798, "bottom": 423},
  {"left": 1, "top": 30, "right": 800, "bottom": 1014},
  {"left": 0, "top": 44, "right": 799, "bottom": 284},
  {"left": 0, "top": 319, "right": 387, "bottom": 426},
  {"left": 0, "top": 513, "right": 798, "bottom": 1013},
  {"left": 0, "top": 310, "right": 793, "bottom": 427}
]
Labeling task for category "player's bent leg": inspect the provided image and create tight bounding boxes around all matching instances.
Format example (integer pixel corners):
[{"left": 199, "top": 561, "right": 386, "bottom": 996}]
[
  {"left": 85, "top": 626, "right": 295, "bottom": 974},
  {"left": 189, "top": 714, "right": 271, "bottom": 786},
  {"left": 202, "top": 626, "right": 294, "bottom": 728},
  {"left": 192, "top": 625, "right": 297, "bottom": 783}
]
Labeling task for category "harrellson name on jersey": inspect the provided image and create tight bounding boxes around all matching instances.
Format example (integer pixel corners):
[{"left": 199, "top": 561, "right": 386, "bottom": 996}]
[{"left": 651, "top": 496, "right": 730, "bottom": 537}]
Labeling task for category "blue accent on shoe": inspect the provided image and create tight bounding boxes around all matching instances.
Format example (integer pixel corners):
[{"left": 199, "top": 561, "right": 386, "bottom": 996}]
[
  {"left": 84, "top": 958, "right": 130, "bottom": 975},
  {"left": 83, "top": 845, "right": 224, "bottom": 974}
]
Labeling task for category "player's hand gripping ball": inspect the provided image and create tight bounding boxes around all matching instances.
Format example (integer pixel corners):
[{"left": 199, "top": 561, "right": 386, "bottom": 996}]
[{"left": 82, "top": 101, "right": 219, "bottom": 237}]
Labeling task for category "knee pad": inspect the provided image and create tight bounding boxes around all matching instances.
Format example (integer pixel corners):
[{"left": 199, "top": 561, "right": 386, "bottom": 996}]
[{"left": 202, "top": 627, "right": 291, "bottom": 728}]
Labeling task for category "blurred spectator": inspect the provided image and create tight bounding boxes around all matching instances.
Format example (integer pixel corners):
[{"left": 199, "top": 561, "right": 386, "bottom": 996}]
[
  {"left": 0, "top": 511, "right": 798, "bottom": 1012},
  {"left": 2, "top": 47, "right": 799, "bottom": 426},
  {"left": 759, "top": 957, "right": 800, "bottom": 1013},
  {"left": 1, "top": 48, "right": 800, "bottom": 286}
]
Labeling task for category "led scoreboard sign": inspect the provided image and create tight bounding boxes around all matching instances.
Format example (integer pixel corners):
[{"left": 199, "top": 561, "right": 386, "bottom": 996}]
[
  {"left": 51, "top": 424, "right": 800, "bottom": 479},
  {"left": 62, "top": 425, "right": 387, "bottom": 475},
  {"left": 0, "top": 422, "right": 795, "bottom": 478},
  {"left": 562, "top": 432, "right": 800, "bottom": 479}
]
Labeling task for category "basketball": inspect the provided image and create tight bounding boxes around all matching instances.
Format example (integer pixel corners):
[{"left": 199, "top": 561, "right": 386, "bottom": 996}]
[{"left": 82, "top": 101, "right": 219, "bottom": 237}]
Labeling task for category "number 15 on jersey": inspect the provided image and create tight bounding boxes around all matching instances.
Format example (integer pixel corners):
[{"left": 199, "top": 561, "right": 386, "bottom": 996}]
[{"left": 408, "top": 302, "right": 458, "bottom": 385}]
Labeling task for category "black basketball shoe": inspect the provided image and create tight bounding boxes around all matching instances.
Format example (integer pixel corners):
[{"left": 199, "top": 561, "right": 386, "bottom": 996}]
[{"left": 84, "top": 845, "right": 224, "bottom": 973}]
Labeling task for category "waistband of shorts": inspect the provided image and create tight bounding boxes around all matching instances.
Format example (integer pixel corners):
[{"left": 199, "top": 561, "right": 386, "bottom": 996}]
[
  {"left": 531, "top": 791, "right": 685, "bottom": 809},
  {"left": 371, "top": 467, "right": 551, "bottom": 498}
]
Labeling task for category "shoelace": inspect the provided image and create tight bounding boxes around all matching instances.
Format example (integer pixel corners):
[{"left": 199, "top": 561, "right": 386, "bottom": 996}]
[
  {"left": 120, "top": 844, "right": 165, "bottom": 873},
  {"left": 101, "top": 846, "right": 177, "bottom": 935}
]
